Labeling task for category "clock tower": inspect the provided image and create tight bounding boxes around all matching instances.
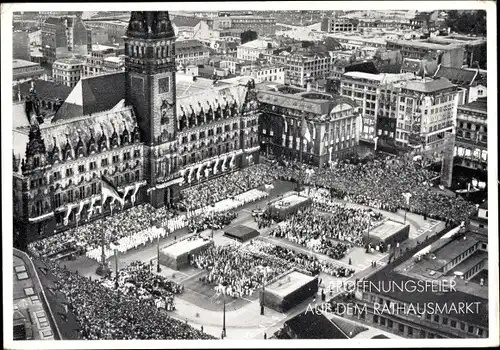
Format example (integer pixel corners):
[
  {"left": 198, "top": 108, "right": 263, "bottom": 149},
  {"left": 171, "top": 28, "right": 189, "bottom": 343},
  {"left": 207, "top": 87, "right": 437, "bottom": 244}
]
[{"left": 125, "top": 11, "right": 180, "bottom": 207}]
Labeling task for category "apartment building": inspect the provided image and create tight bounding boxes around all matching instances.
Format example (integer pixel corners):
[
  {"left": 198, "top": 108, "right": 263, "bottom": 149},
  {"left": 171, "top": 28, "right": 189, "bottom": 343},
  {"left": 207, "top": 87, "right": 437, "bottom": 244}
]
[
  {"left": 321, "top": 17, "right": 360, "bottom": 33},
  {"left": 455, "top": 98, "right": 487, "bottom": 171},
  {"left": 396, "top": 78, "right": 458, "bottom": 156},
  {"left": 386, "top": 39, "right": 465, "bottom": 69},
  {"left": 237, "top": 39, "right": 276, "bottom": 62},
  {"left": 41, "top": 16, "right": 91, "bottom": 63},
  {"left": 241, "top": 65, "right": 285, "bottom": 84},
  {"left": 340, "top": 72, "right": 416, "bottom": 143},
  {"left": 265, "top": 51, "right": 335, "bottom": 88},
  {"left": 52, "top": 58, "right": 84, "bottom": 88},
  {"left": 13, "top": 30, "right": 31, "bottom": 61},
  {"left": 13, "top": 59, "right": 45, "bottom": 86},
  {"left": 175, "top": 39, "right": 211, "bottom": 66}
]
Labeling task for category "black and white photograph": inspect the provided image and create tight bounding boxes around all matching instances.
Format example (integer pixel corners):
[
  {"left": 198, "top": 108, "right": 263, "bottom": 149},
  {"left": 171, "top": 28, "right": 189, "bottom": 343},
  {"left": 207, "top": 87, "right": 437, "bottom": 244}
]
[{"left": 2, "top": 1, "right": 498, "bottom": 348}]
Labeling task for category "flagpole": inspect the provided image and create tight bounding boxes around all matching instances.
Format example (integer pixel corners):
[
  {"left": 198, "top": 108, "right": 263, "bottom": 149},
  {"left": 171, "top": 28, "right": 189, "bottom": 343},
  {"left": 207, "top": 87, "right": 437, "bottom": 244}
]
[
  {"left": 114, "top": 248, "right": 119, "bottom": 289},
  {"left": 96, "top": 193, "right": 110, "bottom": 277}
]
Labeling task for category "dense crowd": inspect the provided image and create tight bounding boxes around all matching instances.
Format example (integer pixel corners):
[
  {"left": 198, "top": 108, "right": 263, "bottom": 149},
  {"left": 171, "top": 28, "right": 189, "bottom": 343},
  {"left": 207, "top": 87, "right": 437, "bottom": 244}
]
[
  {"left": 179, "top": 164, "right": 275, "bottom": 211},
  {"left": 270, "top": 207, "right": 363, "bottom": 260},
  {"left": 266, "top": 156, "right": 477, "bottom": 224},
  {"left": 189, "top": 244, "right": 290, "bottom": 298},
  {"left": 187, "top": 211, "right": 238, "bottom": 233},
  {"left": 101, "top": 260, "right": 183, "bottom": 312},
  {"left": 43, "top": 259, "right": 215, "bottom": 339},
  {"left": 28, "top": 204, "right": 178, "bottom": 259},
  {"left": 245, "top": 239, "right": 355, "bottom": 277}
]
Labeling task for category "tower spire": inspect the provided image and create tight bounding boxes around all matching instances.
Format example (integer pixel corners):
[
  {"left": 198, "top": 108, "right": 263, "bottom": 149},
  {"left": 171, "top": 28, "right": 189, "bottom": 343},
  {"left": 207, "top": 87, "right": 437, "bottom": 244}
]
[{"left": 127, "top": 11, "right": 175, "bottom": 39}]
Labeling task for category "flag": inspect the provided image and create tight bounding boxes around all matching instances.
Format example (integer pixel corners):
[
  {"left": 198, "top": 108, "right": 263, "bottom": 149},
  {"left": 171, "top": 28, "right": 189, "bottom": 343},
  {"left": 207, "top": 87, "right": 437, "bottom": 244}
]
[
  {"left": 63, "top": 203, "right": 74, "bottom": 226},
  {"left": 88, "top": 196, "right": 98, "bottom": 217},
  {"left": 402, "top": 192, "right": 412, "bottom": 206},
  {"left": 373, "top": 137, "right": 379, "bottom": 151},
  {"left": 301, "top": 115, "right": 311, "bottom": 143},
  {"left": 76, "top": 200, "right": 85, "bottom": 223},
  {"left": 101, "top": 175, "right": 125, "bottom": 207},
  {"left": 282, "top": 115, "right": 288, "bottom": 133}
]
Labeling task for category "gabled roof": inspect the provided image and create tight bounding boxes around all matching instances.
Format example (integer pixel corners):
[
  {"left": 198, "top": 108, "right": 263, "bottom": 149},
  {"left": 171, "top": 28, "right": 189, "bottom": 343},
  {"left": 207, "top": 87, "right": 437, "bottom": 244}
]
[
  {"left": 53, "top": 72, "right": 126, "bottom": 122},
  {"left": 13, "top": 103, "right": 139, "bottom": 162},
  {"left": 434, "top": 65, "right": 478, "bottom": 86},
  {"left": 176, "top": 75, "right": 248, "bottom": 117}
]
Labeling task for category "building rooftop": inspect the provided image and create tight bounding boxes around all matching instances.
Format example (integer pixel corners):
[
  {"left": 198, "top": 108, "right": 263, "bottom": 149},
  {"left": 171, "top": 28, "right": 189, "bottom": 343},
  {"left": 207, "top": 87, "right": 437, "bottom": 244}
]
[
  {"left": 367, "top": 267, "right": 488, "bottom": 327},
  {"left": 257, "top": 88, "right": 357, "bottom": 118},
  {"left": 401, "top": 58, "right": 425, "bottom": 74},
  {"left": 285, "top": 311, "right": 349, "bottom": 339},
  {"left": 171, "top": 16, "right": 201, "bottom": 27},
  {"left": 91, "top": 44, "right": 118, "bottom": 52},
  {"left": 43, "top": 16, "right": 62, "bottom": 25},
  {"left": 239, "top": 39, "right": 274, "bottom": 50},
  {"left": 53, "top": 72, "right": 126, "bottom": 121},
  {"left": 13, "top": 249, "right": 57, "bottom": 340},
  {"left": 14, "top": 101, "right": 137, "bottom": 164},
  {"left": 458, "top": 97, "right": 487, "bottom": 114},
  {"left": 103, "top": 56, "right": 122, "bottom": 64},
  {"left": 229, "top": 15, "right": 275, "bottom": 20},
  {"left": 175, "top": 73, "right": 250, "bottom": 118},
  {"left": 343, "top": 71, "right": 416, "bottom": 84},
  {"left": 327, "top": 33, "right": 387, "bottom": 46},
  {"left": 16, "top": 79, "right": 72, "bottom": 102},
  {"left": 401, "top": 77, "right": 455, "bottom": 93},
  {"left": 175, "top": 39, "right": 207, "bottom": 50},
  {"left": 54, "top": 58, "right": 85, "bottom": 65},
  {"left": 434, "top": 65, "right": 478, "bottom": 86},
  {"left": 13, "top": 59, "right": 40, "bottom": 69},
  {"left": 387, "top": 39, "right": 462, "bottom": 51}
]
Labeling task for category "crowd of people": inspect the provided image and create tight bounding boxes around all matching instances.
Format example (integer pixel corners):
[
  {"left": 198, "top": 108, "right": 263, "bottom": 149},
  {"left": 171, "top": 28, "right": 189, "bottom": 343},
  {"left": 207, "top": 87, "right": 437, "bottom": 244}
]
[
  {"left": 189, "top": 244, "right": 290, "bottom": 298},
  {"left": 245, "top": 239, "right": 355, "bottom": 277},
  {"left": 28, "top": 204, "right": 179, "bottom": 260},
  {"left": 265, "top": 155, "right": 477, "bottom": 224},
  {"left": 187, "top": 211, "right": 238, "bottom": 233},
  {"left": 102, "top": 260, "right": 184, "bottom": 312},
  {"left": 179, "top": 164, "right": 275, "bottom": 211},
  {"left": 270, "top": 207, "right": 359, "bottom": 260},
  {"left": 43, "top": 259, "right": 215, "bottom": 340}
]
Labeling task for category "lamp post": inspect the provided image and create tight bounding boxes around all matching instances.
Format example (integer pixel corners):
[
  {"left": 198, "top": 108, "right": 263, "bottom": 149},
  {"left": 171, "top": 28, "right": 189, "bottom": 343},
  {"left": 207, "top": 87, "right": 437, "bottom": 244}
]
[
  {"left": 260, "top": 264, "right": 267, "bottom": 315},
  {"left": 156, "top": 222, "right": 161, "bottom": 273},
  {"left": 95, "top": 202, "right": 111, "bottom": 277},
  {"left": 114, "top": 248, "right": 119, "bottom": 289},
  {"left": 222, "top": 298, "right": 227, "bottom": 339}
]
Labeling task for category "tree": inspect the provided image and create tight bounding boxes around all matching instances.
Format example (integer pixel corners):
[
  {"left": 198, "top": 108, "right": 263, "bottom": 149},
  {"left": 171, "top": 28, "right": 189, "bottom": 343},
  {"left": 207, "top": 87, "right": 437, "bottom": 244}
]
[
  {"left": 445, "top": 10, "right": 486, "bottom": 36},
  {"left": 240, "top": 30, "right": 258, "bottom": 44}
]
